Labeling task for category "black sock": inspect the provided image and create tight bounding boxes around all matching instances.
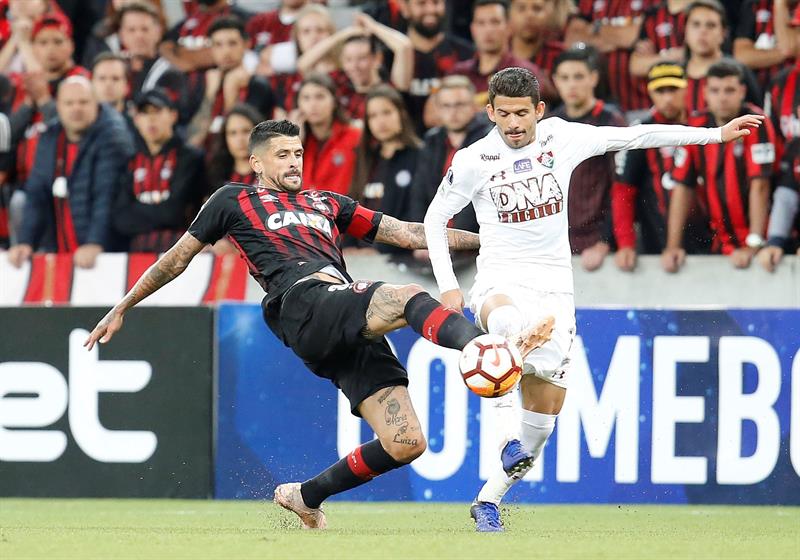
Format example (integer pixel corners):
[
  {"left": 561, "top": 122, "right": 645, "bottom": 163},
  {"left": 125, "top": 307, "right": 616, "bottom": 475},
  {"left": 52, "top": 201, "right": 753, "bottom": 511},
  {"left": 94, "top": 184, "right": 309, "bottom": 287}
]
[
  {"left": 404, "top": 292, "right": 484, "bottom": 350},
  {"left": 300, "top": 439, "right": 405, "bottom": 509}
]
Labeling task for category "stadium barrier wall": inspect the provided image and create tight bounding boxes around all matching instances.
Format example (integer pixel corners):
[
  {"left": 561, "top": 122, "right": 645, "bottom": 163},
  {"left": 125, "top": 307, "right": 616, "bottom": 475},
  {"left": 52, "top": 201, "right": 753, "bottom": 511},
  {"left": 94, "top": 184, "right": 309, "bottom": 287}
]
[
  {"left": 0, "top": 307, "right": 214, "bottom": 498},
  {"left": 216, "top": 303, "right": 800, "bottom": 505}
]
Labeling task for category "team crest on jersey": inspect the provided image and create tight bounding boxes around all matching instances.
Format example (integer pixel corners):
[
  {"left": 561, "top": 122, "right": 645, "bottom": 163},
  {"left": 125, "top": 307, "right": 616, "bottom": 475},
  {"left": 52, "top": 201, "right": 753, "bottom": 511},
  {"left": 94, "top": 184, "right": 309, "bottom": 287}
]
[
  {"left": 513, "top": 158, "right": 532, "bottom": 173},
  {"left": 537, "top": 151, "right": 554, "bottom": 169},
  {"left": 489, "top": 173, "right": 564, "bottom": 223}
]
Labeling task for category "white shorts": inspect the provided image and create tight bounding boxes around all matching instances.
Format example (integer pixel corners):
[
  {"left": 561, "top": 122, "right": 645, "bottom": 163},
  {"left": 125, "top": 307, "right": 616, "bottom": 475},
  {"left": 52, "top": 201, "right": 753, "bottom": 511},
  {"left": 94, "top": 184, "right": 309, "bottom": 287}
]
[{"left": 469, "top": 282, "right": 576, "bottom": 389}]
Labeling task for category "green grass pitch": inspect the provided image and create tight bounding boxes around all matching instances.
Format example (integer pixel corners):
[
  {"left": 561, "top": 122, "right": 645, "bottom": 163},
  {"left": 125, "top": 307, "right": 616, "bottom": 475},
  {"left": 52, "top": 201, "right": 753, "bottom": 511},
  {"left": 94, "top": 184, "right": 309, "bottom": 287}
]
[{"left": 1, "top": 499, "right": 797, "bottom": 559}]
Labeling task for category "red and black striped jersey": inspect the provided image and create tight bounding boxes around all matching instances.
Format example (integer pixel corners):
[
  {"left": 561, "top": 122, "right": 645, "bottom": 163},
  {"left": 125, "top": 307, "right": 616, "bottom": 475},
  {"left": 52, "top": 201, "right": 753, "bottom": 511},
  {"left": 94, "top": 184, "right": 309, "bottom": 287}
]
[
  {"left": 246, "top": 9, "right": 294, "bottom": 51},
  {"left": 774, "top": 137, "right": 800, "bottom": 245},
  {"left": 686, "top": 64, "right": 764, "bottom": 117},
  {"left": 188, "top": 184, "right": 382, "bottom": 301},
  {"left": 52, "top": 130, "right": 80, "bottom": 254},
  {"left": 574, "top": 0, "right": 649, "bottom": 111},
  {"left": 735, "top": 0, "right": 795, "bottom": 93},
  {"left": 670, "top": 105, "right": 777, "bottom": 254},
  {"left": 765, "top": 63, "right": 800, "bottom": 144},
  {"left": 639, "top": 1, "right": 686, "bottom": 53},
  {"left": 164, "top": 4, "right": 251, "bottom": 51}
]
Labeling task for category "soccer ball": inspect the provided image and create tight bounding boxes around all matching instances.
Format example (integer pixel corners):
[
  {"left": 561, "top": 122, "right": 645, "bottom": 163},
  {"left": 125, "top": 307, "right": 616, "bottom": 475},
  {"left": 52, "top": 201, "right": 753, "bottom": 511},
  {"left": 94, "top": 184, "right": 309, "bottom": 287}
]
[{"left": 458, "top": 334, "right": 523, "bottom": 398}]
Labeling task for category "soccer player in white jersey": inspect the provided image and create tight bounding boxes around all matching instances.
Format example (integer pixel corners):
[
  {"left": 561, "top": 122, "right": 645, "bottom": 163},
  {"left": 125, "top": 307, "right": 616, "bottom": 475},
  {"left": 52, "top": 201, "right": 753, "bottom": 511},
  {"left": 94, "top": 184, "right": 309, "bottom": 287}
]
[{"left": 423, "top": 67, "right": 764, "bottom": 532}]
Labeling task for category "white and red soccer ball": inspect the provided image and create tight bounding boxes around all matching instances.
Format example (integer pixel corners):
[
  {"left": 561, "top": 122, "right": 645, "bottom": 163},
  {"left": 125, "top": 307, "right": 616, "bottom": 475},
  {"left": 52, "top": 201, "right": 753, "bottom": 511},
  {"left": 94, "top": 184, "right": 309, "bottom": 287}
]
[{"left": 458, "top": 334, "right": 523, "bottom": 398}]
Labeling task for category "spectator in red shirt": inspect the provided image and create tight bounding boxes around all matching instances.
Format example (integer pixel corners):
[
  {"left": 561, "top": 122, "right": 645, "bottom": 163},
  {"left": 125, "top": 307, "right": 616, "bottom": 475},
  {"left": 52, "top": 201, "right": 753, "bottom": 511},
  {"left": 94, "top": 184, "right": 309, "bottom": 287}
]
[
  {"left": 663, "top": 59, "right": 776, "bottom": 271},
  {"left": 551, "top": 46, "right": 627, "bottom": 271},
  {"left": 631, "top": 0, "right": 692, "bottom": 77},
  {"left": 186, "top": 16, "right": 274, "bottom": 149},
  {"left": 247, "top": 0, "right": 307, "bottom": 52},
  {"left": 297, "top": 73, "right": 361, "bottom": 195},
  {"left": 509, "top": 0, "right": 568, "bottom": 85},
  {"left": 764, "top": 10, "right": 800, "bottom": 145},
  {"left": 0, "top": 0, "right": 52, "bottom": 74},
  {"left": 208, "top": 103, "right": 264, "bottom": 192},
  {"left": 297, "top": 13, "right": 414, "bottom": 121},
  {"left": 113, "top": 89, "right": 206, "bottom": 253},
  {"left": 452, "top": 0, "right": 556, "bottom": 106}
]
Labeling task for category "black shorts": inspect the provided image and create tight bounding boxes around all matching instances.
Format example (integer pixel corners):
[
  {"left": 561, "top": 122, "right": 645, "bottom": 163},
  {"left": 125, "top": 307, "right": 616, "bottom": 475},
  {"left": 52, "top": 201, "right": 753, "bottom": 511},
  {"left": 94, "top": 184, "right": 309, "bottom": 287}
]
[{"left": 262, "top": 278, "right": 409, "bottom": 416}]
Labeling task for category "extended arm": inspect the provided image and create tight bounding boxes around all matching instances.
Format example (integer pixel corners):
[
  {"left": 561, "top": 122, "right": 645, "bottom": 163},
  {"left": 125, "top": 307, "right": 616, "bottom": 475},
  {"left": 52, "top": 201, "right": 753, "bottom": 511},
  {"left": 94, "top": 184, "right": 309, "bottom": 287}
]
[
  {"left": 374, "top": 214, "right": 478, "bottom": 251},
  {"left": 83, "top": 233, "right": 206, "bottom": 349}
]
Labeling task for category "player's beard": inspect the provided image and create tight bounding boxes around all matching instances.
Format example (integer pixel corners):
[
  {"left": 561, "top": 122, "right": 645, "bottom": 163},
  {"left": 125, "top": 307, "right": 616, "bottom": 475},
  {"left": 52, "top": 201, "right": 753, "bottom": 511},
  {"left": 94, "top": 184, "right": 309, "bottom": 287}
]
[
  {"left": 502, "top": 126, "right": 533, "bottom": 148},
  {"left": 278, "top": 170, "right": 303, "bottom": 191},
  {"left": 410, "top": 18, "right": 443, "bottom": 39}
]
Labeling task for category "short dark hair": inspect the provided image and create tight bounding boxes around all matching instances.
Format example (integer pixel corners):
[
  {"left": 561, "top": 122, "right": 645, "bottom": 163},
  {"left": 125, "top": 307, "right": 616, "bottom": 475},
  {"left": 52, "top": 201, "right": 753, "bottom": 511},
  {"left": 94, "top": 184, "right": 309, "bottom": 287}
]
[
  {"left": 248, "top": 119, "right": 299, "bottom": 153},
  {"left": 685, "top": 0, "right": 727, "bottom": 28},
  {"left": 488, "top": 67, "right": 540, "bottom": 106},
  {"left": 91, "top": 51, "right": 127, "bottom": 73},
  {"left": 117, "top": 1, "right": 162, "bottom": 26},
  {"left": 207, "top": 15, "right": 248, "bottom": 40},
  {"left": 707, "top": 58, "right": 745, "bottom": 83},
  {"left": 473, "top": 0, "right": 509, "bottom": 17},
  {"left": 342, "top": 34, "right": 378, "bottom": 55},
  {"left": 552, "top": 45, "right": 600, "bottom": 74}
]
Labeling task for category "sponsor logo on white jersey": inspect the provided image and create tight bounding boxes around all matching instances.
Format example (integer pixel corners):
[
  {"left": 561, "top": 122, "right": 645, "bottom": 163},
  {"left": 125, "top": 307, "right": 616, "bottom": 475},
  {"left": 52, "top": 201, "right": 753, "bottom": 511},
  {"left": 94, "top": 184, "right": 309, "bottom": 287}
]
[
  {"left": 480, "top": 153, "right": 500, "bottom": 161},
  {"left": 489, "top": 173, "right": 564, "bottom": 223}
]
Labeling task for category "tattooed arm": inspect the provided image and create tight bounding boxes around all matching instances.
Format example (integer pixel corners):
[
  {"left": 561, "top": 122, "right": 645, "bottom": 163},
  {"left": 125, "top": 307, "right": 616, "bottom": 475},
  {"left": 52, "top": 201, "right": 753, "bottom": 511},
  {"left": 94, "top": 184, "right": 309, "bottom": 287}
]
[
  {"left": 374, "top": 215, "right": 479, "bottom": 250},
  {"left": 84, "top": 233, "right": 206, "bottom": 350}
]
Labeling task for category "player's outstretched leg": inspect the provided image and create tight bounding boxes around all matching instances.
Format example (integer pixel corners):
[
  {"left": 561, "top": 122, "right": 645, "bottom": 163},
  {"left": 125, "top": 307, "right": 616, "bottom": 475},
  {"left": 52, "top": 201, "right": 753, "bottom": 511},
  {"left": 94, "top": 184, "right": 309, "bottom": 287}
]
[{"left": 275, "top": 385, "right": 425, "bottom": 529}]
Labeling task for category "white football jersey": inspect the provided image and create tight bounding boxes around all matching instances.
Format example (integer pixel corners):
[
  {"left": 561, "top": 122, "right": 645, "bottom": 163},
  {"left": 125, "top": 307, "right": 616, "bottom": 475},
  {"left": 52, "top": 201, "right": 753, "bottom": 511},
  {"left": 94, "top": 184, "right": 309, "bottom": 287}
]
[{"left": 424, "top": 117, "right": 722, "bottom": 294}]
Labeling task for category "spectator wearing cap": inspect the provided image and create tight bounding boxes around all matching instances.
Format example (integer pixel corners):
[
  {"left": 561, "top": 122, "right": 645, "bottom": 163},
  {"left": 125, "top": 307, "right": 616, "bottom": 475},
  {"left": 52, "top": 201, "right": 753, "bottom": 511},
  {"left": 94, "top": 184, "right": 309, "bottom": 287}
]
[
  {"left": 663, "top": 59, "right": 777, "bottom": 271},
  {"left": 733, "top": 0, "right": 798, "bottom": 95},
  {"left": 452, "top": 0, "right": 556, "bottom": 107},
  {"left": 113, "top": 88, "right": 206, "bottom": 253},
  {"left": 186, "top": 16, "right": 274, "bottom": 149},
  {"left": 207, "top": 103, "right": 264, "bottom": 193},
  {"left": 408, "top": 75, "right": 491, "bottom": 235},
  {"left": 550, "top": 46, "right": 626, "bottom": 271},
  {"left": 247, "top": 0, "right": 308, "bottom": 52},
  {"left": 6, "top": 12, "right": 90, "bottom": 212},
  {"left": 297, "top": 73, "right": 361, "bottom": 196},
  {"left": 764, "top": 5, "right": 800, "bottom": 147},
  {"left": 297, "top": 12, "right": 413, "bottom": 121},
  {"left": 400, "top": 0, "right": 475, "bottom": 132},
  {"left": 564, "top": 0, "right": 649, "bottom": 112},
  {"left": 612, "top": 62, "right": 711, "bottom": 271},
  {"left": 7, "top": 76, "right": 134, "bottom": 269},
  {"left": 159, "top": 0, "right": 251, "bottom": 74}
]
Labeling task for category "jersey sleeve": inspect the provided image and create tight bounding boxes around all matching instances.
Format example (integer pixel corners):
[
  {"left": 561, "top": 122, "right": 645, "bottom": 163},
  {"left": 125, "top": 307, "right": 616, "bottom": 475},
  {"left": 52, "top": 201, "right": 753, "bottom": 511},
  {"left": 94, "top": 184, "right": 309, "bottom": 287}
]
[
  {"left": 423, "top": 148, "right": 480, "bottom": 294},
  {"left": 329, "top": 192, "right": 383, "bottom": 242},
  {"left": 576, "top": 122, "right": 722, "bottom": 161},
  {"left": 669, "top": 145, "right": 698, "bottom": 189},
  {"left": 745, "top": 117, "right": 777, "bottom": 180},
  {"left": 768, "top": 141, "right": 800, "bottom": 242},
  {"left": 187, "top": 187, "right": 236, "bottom": 244}
]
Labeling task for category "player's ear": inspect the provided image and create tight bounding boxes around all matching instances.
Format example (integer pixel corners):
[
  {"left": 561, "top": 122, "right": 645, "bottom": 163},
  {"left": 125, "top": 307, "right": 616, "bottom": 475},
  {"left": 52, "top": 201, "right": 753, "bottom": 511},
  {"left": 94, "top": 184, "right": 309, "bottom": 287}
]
[
  {"left": 536, "top": 101, "right": 546, "bottom": 120},
  {"left": 486, "top": 103, "right": 495, "bottom": 123},
  {"left": 249, "top": 154, "right": 262, "bottom": 175}
]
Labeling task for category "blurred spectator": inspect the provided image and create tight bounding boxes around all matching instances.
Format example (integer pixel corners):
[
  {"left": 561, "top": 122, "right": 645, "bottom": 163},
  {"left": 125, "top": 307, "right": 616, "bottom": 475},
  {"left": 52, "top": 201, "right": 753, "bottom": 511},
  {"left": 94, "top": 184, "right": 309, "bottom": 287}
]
[
  {"left": 362, "top": 0, "right": 408, "bottom": 34},
  {"left": 509, "top": 0, "right": 567, "bottom": 86},
  {"left": 298, "top": 73, "right": 361, "bottom": 195},
  {"left": 682, "top": 0, "right": 762, "bottom": 114},
  {"left": 159, "top": 0, "right": 251, "bottom": 74},
  {"left": 91, "top": 52, "right": 129, "bottom": 116},
  {"left": 612, "top": 62, "right": 710, "bottom": 271},
  {"left": 265, "top": 4, "right": 337, "bottom": 115},
  {"left": 764, "top": 12, "right": 800, "bottom": 145},
  {"left": 247, "top": 0, "right": 307, "bottom": 52},
  {"left": 113, "top": 89, "right": 205, "bottom": 252},
  {"left": 186, "top": 16, "right": 274, "bottom": 148},
  {"left": 733, "top": 0, "right": 797, "bottom": 94},
  {"left": 0, "top": 0, "right": 53, "bottom": 74},
  {"left": 8, "top": 13, "right": 90, "bottom": 195},
  {"left": 759, "top": 136, "right": 800, "bottom": 271},
  {"left": 349, "top": 84, "right": 422, "bottom": 254},
  {"left": 0, "top": 98, "right": 10, "bottom": 247},
  {"left": 452, "top": 0, "right": 556, "bottom": 106},
  {"left": 298, "top": 13, "right": 413, "bottom": 120},
  {"left": 564, "top": 0, "right": 649, "bottom": 112},
  {"left": 7, "top": 76, "right": 134, "bottom": 268},
  {"left": 663, "top": 59, "right": 776, "bottom": 271},
  {"left": 551, "top": 46, "right": 626, "bottom": 271},
  {"left": 401, "top": 0, "right": 474, "bottom": 131},
  {"left": 207, "top": 103, "right": 264, "bottom": 191},
  {"left": 80, "top": 0, "right": 167, "bottom": 68},
  {"left": 408, "top": 75, "right": 491, "bottom": 236},
  {"left": 631, "top": 0, "right": 691, "bottom": 77}
]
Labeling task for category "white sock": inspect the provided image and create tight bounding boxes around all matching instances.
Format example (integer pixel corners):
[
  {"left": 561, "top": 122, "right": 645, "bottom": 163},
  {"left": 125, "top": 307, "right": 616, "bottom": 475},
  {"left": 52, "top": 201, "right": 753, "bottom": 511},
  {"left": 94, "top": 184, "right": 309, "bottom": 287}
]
[
  {"left": 476, "top": 409, "right": 557, "bottom": 505},
  {"left": 484, "top": 304, "right": 525, "bottom": 443}
]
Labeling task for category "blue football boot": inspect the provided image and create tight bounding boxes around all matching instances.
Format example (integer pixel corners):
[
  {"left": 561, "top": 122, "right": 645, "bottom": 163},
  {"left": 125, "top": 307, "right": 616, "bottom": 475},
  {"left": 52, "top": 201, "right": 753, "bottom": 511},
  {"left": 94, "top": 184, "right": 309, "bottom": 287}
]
[
  {"left": 470, "top": 501, "right": 504, "bottom": 532},
  {"left": 501, "top": 439, "right": 534, "bottom": 477}
]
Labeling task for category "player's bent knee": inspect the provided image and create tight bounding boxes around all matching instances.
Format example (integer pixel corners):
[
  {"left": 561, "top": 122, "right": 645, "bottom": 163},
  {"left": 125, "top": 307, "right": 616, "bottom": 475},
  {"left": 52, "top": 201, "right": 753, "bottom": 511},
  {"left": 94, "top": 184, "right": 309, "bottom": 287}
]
[
  {"left": 399, "top": 283, "right": 425, "bottom": 302},
  {"left": 383, "top": 432, "right": 427, "bottom": 463}
]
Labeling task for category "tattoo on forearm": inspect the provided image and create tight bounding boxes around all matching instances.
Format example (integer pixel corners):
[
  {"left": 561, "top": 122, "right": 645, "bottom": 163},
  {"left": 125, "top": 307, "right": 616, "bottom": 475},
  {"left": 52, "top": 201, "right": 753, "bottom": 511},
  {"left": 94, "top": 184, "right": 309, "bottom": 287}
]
[
  {"left": 446, "top": 229, "right": 480, "bottom": 250},
  {"left": 375, "top": 216, "right": 479, "bottom": 250}
]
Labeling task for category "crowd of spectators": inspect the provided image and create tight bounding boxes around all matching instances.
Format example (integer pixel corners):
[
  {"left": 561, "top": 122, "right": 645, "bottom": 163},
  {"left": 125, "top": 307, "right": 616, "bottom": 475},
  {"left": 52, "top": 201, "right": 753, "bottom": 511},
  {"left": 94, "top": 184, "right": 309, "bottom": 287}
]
[{"left": 0, "top": 0, "right": 798, "bottom": 274}]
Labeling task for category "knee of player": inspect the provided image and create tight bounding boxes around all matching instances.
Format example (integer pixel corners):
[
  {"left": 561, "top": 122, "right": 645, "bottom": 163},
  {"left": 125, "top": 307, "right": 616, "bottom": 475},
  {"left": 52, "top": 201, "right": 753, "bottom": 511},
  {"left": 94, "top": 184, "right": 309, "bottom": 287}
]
[
  {"left": 399, "top": 283, "right": 425, "bottom": 301},
  {"left": 384, "top": 432, "right": 427, "bottom": 463}
]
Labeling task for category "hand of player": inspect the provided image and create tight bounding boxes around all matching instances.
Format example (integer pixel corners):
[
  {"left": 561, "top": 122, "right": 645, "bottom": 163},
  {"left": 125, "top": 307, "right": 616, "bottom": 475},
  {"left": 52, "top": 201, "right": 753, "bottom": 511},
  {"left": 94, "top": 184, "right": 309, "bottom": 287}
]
[
  {"left": 757, "top": 245, "right": 784, "bottom": 272},
  {"left": 440, "top": 289, "right": 464, "bottom": 313},
  {"left": 661, "top": 246, "right": 686, "bottom": 273},
  {"left": 7, "top": 243, "right": 32, "bottom": 268},
  {"left": 580, "top": 241, "right": 609, "bottom": 271},
  {"left": 84, "top": 307, "right": 125, "bottom": 351},
  {"left": 729, "top": 247, "right": 756, "bottom": 269},
  {"left": 614, "top": 246, "right": 637, "bottom": 272},
  {"left": 720, "top": 114, "right": 766, "bottom": 143},
  {"left": 73, "top": 243, "right": 103, "bottom": 269}
]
